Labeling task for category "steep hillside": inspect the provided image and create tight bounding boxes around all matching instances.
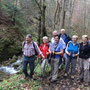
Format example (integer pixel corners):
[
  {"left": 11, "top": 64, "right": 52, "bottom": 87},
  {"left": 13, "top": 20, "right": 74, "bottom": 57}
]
[
  {"left": 0, "top": 24, "right": 23, "bottom": 61},
  {"left": 0, "top": 1, "right": 26, "bottom": 61}
]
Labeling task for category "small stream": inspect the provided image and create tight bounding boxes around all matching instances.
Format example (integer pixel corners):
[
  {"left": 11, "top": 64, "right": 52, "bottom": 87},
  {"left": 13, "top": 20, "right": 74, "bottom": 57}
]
[{"left": 0, "top": 58, "right": 23, "bottom": 81}]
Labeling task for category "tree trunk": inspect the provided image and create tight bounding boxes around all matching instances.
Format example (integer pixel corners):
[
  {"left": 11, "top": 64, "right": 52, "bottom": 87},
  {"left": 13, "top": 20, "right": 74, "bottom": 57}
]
[
  {"left": 42, "top": 0, "right": 47, "bottom": 37},
  {"left": 35, "top": 0, "right": 47, "bottom": 44},
  {"left": 38, "top": 13, "right": 42, "bottom": 45},
  {"left": 59, "top": 0, "right": 66, "bottom": 30},
  {"left": 84, "top": 0, "right": 86, "bottom": 34}
]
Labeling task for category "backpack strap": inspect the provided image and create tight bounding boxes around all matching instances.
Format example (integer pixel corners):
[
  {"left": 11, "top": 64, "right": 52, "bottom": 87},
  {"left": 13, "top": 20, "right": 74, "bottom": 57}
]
[
  {"left": 33, "top": 42, "right": 36, "bottom": 50},
  {"left": 33, "top": 42, "right": 38, "bottom": 55},
  {"left": 67, "top": 41, "right": 71, "bottom": 47},
  {"left": 64, "top": 34, "right": 71, "bottom": 41},
  {"left": 22, "top": 41, "right": 26, "bottom": 49}
]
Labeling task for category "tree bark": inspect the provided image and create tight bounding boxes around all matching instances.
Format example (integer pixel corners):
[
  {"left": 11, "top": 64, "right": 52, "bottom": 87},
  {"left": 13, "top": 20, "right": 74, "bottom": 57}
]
[
  {"left": 42, "top": 0, "right": 47, "bottom": 37},
  {"left": 35, "top": 0, "right": 47, "bottom": 44},
  {"left": 59, "top": 0, "right": 66, "bottom": 29}
]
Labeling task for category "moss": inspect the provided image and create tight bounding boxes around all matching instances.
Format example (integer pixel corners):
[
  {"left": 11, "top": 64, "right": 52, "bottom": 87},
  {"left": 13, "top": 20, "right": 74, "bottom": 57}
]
[
  {"left": 0, "top": 61, "right": 42, "bottom": 89},
  {"left": 0, "top": 29, "right": 23, "bottom": 62},
  {"left": 8, "top": 45, "right": 22, "bottom": 56},
  {"left": 8, "top": 55, "right": 18, "bottom": 64}
]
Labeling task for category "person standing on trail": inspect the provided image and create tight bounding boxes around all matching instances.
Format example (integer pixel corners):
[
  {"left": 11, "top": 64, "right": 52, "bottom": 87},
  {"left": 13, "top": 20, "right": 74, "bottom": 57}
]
[
  {"left": 51, "top": 30, "right": 58, "bottom": 43},
  {"left": 39, "top": 36, "right": 50, "bottom": 78},
  {"left": 22, "top": 34, "right": 44, "bottom": 79},
  {"left": 78, "top": 35, "right": 90, "bottom": 87},
  {"left": 59, "top": 29, "right": 71, "bottom": 46},
  {"left": 64, "top": 35, "right": 79, "bottom": 79},
  {"left": 51, "top": 30, "right": 66, "bottom": 69},
  {"left": 51, "top": 31, "right": 66, "bottom": 49},
  {"left": 49, "top": 35, "right": 63, "bottom": 83},
  {"left": 59, "top": 29, "right": 71, "bottom": 68}
]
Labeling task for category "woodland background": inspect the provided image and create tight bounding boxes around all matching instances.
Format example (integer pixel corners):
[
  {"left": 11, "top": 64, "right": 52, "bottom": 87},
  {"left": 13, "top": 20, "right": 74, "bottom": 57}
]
[{"left": 0, "top": 0, "right": 90, "bottom": 61}]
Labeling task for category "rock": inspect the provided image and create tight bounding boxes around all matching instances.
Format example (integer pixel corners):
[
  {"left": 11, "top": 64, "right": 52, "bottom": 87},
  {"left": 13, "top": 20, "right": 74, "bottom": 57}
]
[
  {"left": 8, "top": 55, "right": 18, "bottom": 64},
  {"left": 2, "top": 55, "right": 18, "bottom": 66},
  {"left": 13, "top": 64, "right": 19, "bottom": 69}
]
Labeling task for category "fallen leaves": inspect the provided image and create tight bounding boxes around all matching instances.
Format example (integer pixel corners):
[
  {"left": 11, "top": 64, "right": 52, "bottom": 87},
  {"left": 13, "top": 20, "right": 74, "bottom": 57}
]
[{"left": 0, "top": 63, "right": 90, "bottom": 90}]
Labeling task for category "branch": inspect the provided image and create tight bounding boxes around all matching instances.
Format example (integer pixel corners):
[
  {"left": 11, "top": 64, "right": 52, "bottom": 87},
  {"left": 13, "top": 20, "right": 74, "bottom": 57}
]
[{"left": 34, "top": 0, "right": 42, "bottom": 13}]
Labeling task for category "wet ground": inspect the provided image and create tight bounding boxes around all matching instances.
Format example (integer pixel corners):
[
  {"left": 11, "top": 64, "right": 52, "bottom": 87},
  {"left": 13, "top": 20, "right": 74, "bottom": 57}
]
[{"left": 0, "top": 58, "right": 22, "bottom": 82}]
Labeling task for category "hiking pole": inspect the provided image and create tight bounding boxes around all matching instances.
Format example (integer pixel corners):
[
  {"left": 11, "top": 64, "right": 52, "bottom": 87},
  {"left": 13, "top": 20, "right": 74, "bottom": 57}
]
[{"left": 34, "top": 57, "right": 41, "bottom": 74}]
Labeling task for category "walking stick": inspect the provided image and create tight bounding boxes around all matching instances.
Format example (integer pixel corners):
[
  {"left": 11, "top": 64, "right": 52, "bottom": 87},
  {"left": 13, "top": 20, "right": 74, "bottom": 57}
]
[{"left": 34, "top": 57, "right": 41, "bottom": 75}]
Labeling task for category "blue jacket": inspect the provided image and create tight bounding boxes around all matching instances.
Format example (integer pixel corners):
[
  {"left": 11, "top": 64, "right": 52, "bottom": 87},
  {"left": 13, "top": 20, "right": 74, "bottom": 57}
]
[{"left": 66, "top": 41, "right": 79, "bottom": 58}]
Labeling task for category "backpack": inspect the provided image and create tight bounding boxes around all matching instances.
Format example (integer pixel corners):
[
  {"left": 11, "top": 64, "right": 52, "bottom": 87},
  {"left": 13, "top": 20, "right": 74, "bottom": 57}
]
[
  {"left": 22, "top": 41, "right": 38, "bottom": 55},
  {"left": 59, "top": 33, "right": 71, "bottom": 45},
  {"left": 33, "top": 42, "right": 38, "bottom": 55}
]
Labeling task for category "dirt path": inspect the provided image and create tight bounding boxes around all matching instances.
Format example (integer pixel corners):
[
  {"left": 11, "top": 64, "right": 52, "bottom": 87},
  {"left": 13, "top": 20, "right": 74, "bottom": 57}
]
[{"left": 40, "top": 70, "right": 90, "bottom": 90}]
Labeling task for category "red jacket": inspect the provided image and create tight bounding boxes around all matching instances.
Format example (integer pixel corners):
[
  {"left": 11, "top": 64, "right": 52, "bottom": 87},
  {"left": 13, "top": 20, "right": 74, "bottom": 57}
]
[{"left": 39, "top": 43, "right": 49, "bottom": 59}]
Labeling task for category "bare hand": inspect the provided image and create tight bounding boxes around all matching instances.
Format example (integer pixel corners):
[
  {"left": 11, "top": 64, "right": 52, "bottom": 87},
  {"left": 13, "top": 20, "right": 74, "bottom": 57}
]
[
  {"left": 73, "top": 53, "right": 76, "bottom": 57},
  {"left": 47, "top": 52, "right": 49, "bottom": 55},
  {"left": 42, "top": 58, "right": 45, "bottom": 61},
  {"left": 52, "top": 51, "right": 55, "bottom": 54},
  {"left": 68, "top": 52, "right": 71, "bottom": 56},
  {"left": 49, "top": 51, "right": 52, "bottom": 54}
]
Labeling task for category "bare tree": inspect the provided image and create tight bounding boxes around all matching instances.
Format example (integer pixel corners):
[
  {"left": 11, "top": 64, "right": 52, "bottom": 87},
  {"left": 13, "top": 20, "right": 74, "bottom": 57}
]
[
  {"left": 54, "top": 0, "right": 76, "bottom": 33},
  {"left": 34, "top": 0, "right": 47, "bottom": 45},
  {"left": 83, "top": 0, "right": 86, "bottom": 34}
]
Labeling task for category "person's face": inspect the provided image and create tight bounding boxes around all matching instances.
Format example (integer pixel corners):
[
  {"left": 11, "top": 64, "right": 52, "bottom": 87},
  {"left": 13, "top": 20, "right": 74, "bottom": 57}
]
[
  {"left": 55, "top": 36, "right": 59, "bottom": 43},
  {"left": 53, "top": 32, "right": 57, "bottom": 37},
  {"left": 26, "top": 37, "right": 32, "bottom": 43},
  {"left": 72, "top": 37, "right": 77, "bottom": 43},
  {"left": 61, "top": 31, "right": 65, "bottom": 35},
  {"left": 82, "top": 37, "right": 88, "bottom": 44},
  {"left": 43, "top": 39, "right": 48, "bottom": 44}
]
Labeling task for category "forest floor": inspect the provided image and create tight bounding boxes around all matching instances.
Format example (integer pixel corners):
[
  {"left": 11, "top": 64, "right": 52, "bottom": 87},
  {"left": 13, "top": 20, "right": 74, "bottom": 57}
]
[
  {"left": 0, "top": 61, "right": 90, "bottom": 90},
  {"left": 41, "top": 70, "right": 90, "bottom": 90}
]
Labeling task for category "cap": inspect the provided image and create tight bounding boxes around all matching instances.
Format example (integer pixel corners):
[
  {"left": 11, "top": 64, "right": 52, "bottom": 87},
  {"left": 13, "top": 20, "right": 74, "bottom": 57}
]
[{"left": 26, "top": 34, "right": 32, "bottom": 38}]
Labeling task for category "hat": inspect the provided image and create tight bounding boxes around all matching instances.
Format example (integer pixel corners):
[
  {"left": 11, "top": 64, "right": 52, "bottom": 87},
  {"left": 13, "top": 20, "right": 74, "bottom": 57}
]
[{"left": 26, "top": 34, "right": 32, "bottom": 38}]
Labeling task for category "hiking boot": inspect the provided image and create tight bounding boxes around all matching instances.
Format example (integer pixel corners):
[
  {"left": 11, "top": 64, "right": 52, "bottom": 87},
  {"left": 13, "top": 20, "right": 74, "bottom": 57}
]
[
  {"left": 40, "top": 75, "right": 46, "bottom": 78},
  {"left": 84, "top": 83, "right": 89, "bottom": 87},
  {"left": 64, "top": 73, "right": 68, "bottom": 77},
  {"left": 71, "top": 76, "right": 74, "bottom": 79},
  {"left": 29, "top": 74, "right": 33, "bottom": 78},
  {"left": 48, "top": 77, "right": 52, "bottom": 80},
  {"left": 50, "top": 79, "right": 57, "bottom": 83},
  {"left": 77, "top": 77, "right": 83, "bottom": 82},
  {"left": 24, "top": 76, "right": 30, "bottom": 80}
]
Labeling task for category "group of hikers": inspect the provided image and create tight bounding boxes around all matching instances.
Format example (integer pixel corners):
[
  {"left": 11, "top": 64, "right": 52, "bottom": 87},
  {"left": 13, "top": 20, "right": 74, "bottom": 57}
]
[{"left": 22, "top": 29, "right": 90, "bottom": 87}]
